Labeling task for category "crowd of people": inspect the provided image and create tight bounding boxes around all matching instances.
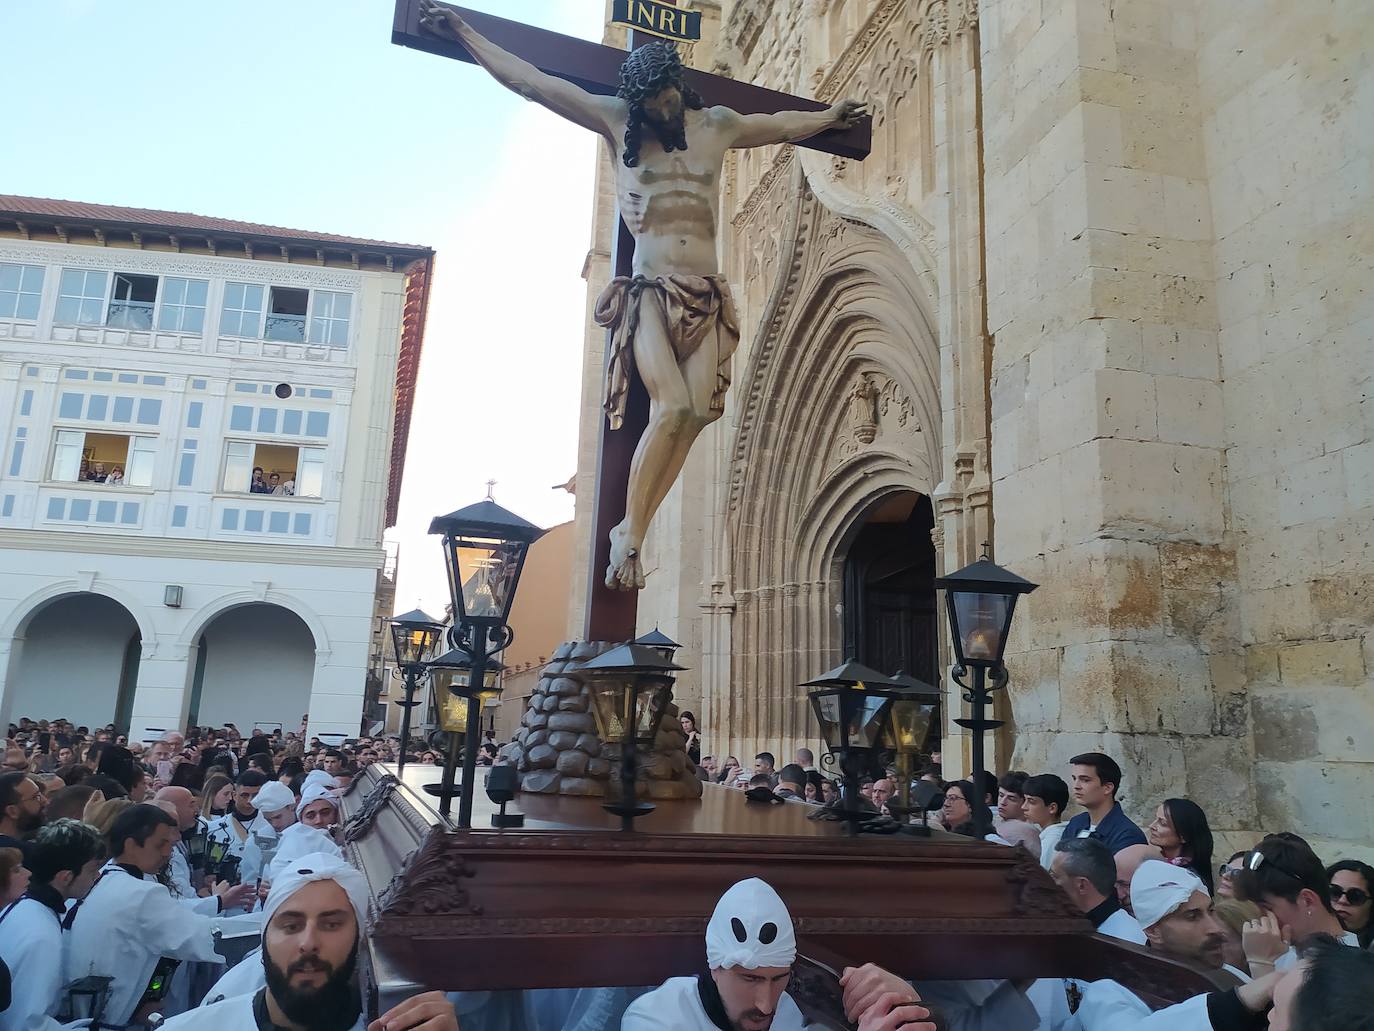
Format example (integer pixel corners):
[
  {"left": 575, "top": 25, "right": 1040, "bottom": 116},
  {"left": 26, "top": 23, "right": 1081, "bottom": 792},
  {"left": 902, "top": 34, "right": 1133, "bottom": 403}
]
[{"left": 2, "top": 713, "right": 1371, "bottom": 1031}]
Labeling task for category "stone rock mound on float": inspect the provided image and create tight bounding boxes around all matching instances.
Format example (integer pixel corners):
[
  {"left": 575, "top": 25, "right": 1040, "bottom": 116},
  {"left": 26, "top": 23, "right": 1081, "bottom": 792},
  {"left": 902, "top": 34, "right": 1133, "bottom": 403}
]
[{"left": 498, "top": 639, "right": 703, "bottom": 801}]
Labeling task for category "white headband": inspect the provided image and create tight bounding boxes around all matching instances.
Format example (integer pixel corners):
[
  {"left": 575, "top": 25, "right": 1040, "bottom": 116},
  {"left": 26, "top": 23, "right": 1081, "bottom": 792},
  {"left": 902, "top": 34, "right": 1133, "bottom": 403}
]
[
  {"left": 1131, "top": 860, "right": 1207, "bottom": 930},
  {"left": 297, "top": 782, "right": 339, "bottom": 818},
  {"left": 253, "top": 780, "right": 296, "bottom": 815},
  {"left": 262, "top": 851, "right": 368, "bottom": 935},
  {"left": 705, "top": 878, "right": 797, "bottom": 971}
]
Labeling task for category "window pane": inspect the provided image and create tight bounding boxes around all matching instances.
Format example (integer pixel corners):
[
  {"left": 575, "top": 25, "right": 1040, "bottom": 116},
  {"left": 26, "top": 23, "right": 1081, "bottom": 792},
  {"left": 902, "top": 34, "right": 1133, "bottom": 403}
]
[
  {"left": 0, "top": 263, "right": 43, "bottom": 320},
  {"left": 127, "top": 439, "right": 157, "bottom": 487},
  {"left": 223, "top": 442, "right": 252, "bottom": 492},
  {"left": 297, "top": 449, "right": 325, "bottom": 498},
  {"left": 51, "top": 430, "right": 84, "bottom": 481},
  {"left": 305, "top": 411, "right": 329, "bottom": 437},
  {"left": 163, "top": 278, "right": 185, "bottom": 305},
  {"left": 55, "top": 270, "right": 107, "bottom": 326},
  {"left": 229, "top": 405, "right": 253, "bottom": 431}
]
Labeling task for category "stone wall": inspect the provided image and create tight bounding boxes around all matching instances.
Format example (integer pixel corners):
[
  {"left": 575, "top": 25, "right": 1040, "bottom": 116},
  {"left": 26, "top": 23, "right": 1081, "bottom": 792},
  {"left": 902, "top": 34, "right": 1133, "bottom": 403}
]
[
  {"left": 983, "top": 0, "right": 1371, "bottom": 858},
  {"left": 981, "top": 0, "right": 1240, "bottom": 834},
  {"left": 1196, "top": 0, "right": 1372, "bottom": 858}
]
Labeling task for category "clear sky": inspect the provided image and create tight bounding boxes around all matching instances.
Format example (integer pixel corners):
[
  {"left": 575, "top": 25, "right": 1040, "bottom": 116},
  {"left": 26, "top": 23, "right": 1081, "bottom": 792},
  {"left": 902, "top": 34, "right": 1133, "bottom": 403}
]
[{"left": 0, "top": 0, "right": 605, "bottom": 618}]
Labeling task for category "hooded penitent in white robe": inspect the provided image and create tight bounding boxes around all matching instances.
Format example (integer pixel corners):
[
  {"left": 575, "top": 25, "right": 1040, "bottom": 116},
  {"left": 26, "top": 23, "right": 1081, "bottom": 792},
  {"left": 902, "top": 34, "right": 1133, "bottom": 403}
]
[
  {"left": 623, "top": 879, "right": 819, "bottom": 1031},
  {"left": 263, "top": 823, "right": 341, "bottom": 882},
  {"left": 64, "top": 864, "right": 223, "bottom": 1028},
  {"left": 621, "top": 976, "right": 816, "bottom": 1031}
]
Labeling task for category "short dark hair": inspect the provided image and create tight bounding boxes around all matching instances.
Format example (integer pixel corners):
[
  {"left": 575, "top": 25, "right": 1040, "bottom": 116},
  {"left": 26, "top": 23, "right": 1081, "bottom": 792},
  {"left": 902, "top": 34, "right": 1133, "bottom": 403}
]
[
  {"left": 108, "top": 803, "right": 176, "bottom": 856},
  {"left": 1234, "top": 835, "right": 1336, "bottom": 915},
  {"left": 84, "top": 773, "right": 128, "bottom": 800},
  {"left": 755, "top": 752, "right": 775, "bottom": 768},
  {"left": 778, "top": 764, "right": 807, "bottom": 788},
  {"left": 235, "top": 769, "right": 268, "bottom": 789},
  {"left": 27, "top": 818, "right": 106, "bottom": 883},
  {"left": 1292, "top": 933, "right": 1374, "bottom": 1031},
  {"left": 96, "top": 746, "right": 139, "bottom": 792},
  {"left": 324, "top": 749, "right": 344, "bottom": 760},
  {"left": 1023, "top": 774, "right": 1069, "bottom": 817},
  {"left": 1069, "top": 752, "right": 1124, "bottom": 798},
  {"left": 1055, "top": 837, "right": 1117, "bottom": 898},
  {"left": 0, "top": 771, "right": 31, "bottom": 812},
  {"left": 998, "top": 771, "right": 1028, "bottom": 795},
  {"left": 748, "top": 774, "right": 773, "bottom": 789}
]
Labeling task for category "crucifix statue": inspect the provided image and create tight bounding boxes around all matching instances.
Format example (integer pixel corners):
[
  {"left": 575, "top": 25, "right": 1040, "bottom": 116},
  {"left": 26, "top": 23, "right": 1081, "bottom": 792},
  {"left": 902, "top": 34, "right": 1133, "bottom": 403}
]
[{"left": 398, "top": 0, "right": 869, "bottom": 637}]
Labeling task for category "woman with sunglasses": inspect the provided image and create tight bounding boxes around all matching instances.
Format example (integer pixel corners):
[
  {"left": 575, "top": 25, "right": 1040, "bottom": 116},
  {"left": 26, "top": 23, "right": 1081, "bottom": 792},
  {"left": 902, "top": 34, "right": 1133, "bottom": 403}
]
[
  {"left": 1327, "top": 859, "right": 1374, "bottom": 949},
  {"left": 1216, "top": 849, "right": 1248, "bottom": 898}
]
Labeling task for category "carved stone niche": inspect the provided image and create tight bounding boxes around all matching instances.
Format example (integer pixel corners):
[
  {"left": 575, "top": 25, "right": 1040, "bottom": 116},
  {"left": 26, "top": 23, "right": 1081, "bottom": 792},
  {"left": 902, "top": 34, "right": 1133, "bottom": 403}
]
[{"left": 499, "top": 641, "right": 704, "bottom": 802}]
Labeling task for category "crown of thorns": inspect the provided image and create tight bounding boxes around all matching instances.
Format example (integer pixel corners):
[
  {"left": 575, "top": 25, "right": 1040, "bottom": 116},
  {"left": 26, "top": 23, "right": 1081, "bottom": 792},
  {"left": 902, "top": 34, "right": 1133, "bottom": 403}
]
[{"left": 617, "top": 41, "right": 686, "bottom": 102}]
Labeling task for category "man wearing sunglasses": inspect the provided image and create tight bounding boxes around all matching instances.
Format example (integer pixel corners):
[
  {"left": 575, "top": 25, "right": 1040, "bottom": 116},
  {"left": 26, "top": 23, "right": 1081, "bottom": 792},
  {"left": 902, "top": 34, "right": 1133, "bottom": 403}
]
[{"left": 1233, "top": 836, "right": 1359, "bottom": 977}]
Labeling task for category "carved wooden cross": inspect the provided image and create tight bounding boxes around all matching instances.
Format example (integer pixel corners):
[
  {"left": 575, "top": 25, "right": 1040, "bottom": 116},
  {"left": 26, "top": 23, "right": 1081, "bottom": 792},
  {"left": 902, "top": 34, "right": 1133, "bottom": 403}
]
[{"left": 391, "top": 0, "right": 871, "bottom": 642}]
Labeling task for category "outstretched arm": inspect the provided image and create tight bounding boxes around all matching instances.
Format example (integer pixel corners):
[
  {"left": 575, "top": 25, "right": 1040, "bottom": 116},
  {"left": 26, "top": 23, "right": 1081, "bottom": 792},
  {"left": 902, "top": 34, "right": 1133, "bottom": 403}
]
[
  {"left": 419, "top": 0, "right": 621, "bottom": 139},
  {"left": 722, "top": 98, "right": 867, "bottom": 149}
]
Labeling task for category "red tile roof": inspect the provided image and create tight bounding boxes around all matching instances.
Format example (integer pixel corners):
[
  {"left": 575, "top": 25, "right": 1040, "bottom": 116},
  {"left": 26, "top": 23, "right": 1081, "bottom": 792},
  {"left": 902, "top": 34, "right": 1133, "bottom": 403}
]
[
  {"left": 0, "top": 194, "right": 430, "bottom": 254},
  {"left": 0, "top": 194, "right": 433, "bottom": 531}
]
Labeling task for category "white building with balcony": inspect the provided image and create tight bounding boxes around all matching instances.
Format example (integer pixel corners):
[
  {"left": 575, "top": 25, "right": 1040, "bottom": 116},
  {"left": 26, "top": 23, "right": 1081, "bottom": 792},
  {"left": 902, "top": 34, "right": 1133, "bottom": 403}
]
[{"left": 0, "top": 196, "right": 433, "bottom": 743}]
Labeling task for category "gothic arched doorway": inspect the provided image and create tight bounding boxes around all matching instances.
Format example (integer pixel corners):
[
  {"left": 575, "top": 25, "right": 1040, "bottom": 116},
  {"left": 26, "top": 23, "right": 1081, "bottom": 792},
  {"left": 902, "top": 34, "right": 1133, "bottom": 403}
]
[{"left": 841, "top": 491, "right": 940, "bottom": 748}]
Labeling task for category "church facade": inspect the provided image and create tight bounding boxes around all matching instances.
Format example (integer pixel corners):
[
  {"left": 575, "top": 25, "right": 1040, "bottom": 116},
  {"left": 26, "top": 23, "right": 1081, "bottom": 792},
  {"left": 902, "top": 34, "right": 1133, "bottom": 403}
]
[{"left": 568, "top": 0, "right": 1371, "bottom": 858}]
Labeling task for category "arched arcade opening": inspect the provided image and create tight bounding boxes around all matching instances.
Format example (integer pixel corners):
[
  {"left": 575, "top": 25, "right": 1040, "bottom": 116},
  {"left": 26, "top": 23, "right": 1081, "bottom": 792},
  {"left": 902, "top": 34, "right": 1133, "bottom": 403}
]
[
  {"left": 8, "top": 593, "right": 142, "bottom": 730},
  {"left": 187, "top": 603, "right": 315, "bottom": 733}
]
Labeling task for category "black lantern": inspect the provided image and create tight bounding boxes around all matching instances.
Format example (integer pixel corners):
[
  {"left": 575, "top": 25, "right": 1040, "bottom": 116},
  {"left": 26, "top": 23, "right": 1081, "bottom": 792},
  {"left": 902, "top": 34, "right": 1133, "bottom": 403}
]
[
  {"left": 386, "top": 609, "right": 443, "bottom": 775},
  {"left": 935, "top": 555, "right": 1037, "bottom": 670},
  {"left": 423, "top": 644, "right": 505, "bottom": 815},
  {"left": 885, "top": 671, "right": 940, "bottom": 826},
  {"left": 934, "top": 550, "right": 1038, "bottom": 836},
  {"left": 632, "top": 627, "right": 682, "bottom": 664},
  {"left": 428, "top": 497, "right": 544, "bottom": 827},
  {"left": 429, "top": 499, "right": 545, "bottom": 629},
  {"left": 581, "top": 643, "right": 684, "bottom": 830},
  {"left": 800, "top": 659, "right": 898, "bottom": 827},
  {"left": 62, "top": 976, "right": 113, "bottom": 1024},
  {"left": 388, "top": 608, "right": 444, "bottom": 670}
]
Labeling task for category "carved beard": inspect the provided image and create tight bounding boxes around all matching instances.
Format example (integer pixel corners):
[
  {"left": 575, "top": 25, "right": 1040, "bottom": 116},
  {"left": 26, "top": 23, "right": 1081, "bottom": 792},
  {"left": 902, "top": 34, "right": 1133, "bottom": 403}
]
[
  {"left": 642, "top": 108, "right": 689, "bottom": 154},
  {"left": 262, "top": 935, "right": 360, "bottom": 1031}
]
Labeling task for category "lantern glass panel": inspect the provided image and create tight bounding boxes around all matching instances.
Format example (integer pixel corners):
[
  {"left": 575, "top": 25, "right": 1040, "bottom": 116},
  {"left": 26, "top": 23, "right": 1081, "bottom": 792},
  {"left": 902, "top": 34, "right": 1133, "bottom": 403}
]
[
  {"left": 588, "top": 680, "right": 633, "bottom": 742},
  {"left": 448, "top": 535, "right": 525, "bottom": 621},
  {"left": 847, "top": 691, "right": 892, "bottom": 749},
  {"left": 434, "top": 686, "right": 499, "bottom": 733},
  {"left": 951, "top": 590, "right": 1012, "bottom": 663},
  {"left": 811, "top": 691, "right": 844, "bottom": 750},
  {"left": 390, "top": 622, "right": 437, "bottom": 667},
  {"left": 888, "top": 699, "right": 936, "bottom": 753},
  {"left": 632, "top": 677, "right": 671, "bottom": 745}
]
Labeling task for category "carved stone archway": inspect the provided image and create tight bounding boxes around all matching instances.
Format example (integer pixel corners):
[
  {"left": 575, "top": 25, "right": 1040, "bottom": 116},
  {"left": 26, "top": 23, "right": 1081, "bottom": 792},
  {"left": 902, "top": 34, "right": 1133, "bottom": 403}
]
[{"left": 711, "top": 177, "right": 944, "bottom": 764}]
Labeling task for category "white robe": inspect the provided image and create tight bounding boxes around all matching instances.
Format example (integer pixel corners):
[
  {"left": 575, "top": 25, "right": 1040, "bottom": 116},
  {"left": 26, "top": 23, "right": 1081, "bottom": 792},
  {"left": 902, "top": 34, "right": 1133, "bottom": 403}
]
[
  {"left": 162, "top": 991, "right": 364, "bottom": 1031},
  {"left": 0, "top": 897, "right": 66, "bottom": 1031},
  {"left": 264, "top": 824, "right": 341, "bottom": 882},
  {"left": 620, "top": 976, "right": 817, "bottom": 1031},
  {"left": 64, "top": 865, "right": 223, "bottom": 1027},
  {"left": 1098, "top": 909, "right": 1147, "bottom": 946},
  {"left": 200, "top": 949, "right": 266, "bottom": 1008},
  {"left": 1066, "top": 981, "right": 1212, "bottom": 1031},
  {"left": 1039, "top": 824, "right": 1068, "bottom": 870}
]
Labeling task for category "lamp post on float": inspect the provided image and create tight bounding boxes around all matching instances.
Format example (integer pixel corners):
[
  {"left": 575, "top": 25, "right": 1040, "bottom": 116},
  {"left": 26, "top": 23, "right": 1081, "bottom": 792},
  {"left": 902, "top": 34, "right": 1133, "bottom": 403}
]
[
  {"left": 428, "top": 496, "right": 544, "bottom": 827},
  {"left": 935, "top": 545, "right": 1038, "bottom": 838},
  {"left": 386, "top": 609, "right": 444, "bottom": 775}
]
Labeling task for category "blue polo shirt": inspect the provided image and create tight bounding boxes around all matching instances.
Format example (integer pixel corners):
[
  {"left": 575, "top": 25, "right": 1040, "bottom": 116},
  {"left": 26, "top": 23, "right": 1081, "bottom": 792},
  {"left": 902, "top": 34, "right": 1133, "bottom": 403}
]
[{"left": 1062, "top": 802, "right": 1147, "bottom": 854}]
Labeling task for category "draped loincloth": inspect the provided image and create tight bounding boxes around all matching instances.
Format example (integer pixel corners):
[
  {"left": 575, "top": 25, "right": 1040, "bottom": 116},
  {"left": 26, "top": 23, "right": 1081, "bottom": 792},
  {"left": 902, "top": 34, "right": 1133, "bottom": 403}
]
[{"left": 594, "top": 274, "right": 740, "bottom": 430}]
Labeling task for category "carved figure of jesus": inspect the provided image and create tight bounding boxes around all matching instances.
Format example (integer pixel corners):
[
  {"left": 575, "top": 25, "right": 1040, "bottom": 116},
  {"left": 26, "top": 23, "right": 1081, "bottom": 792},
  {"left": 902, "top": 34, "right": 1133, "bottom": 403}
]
[{"left": 421, "top": 0, "right": 866, "bottom": 590}]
